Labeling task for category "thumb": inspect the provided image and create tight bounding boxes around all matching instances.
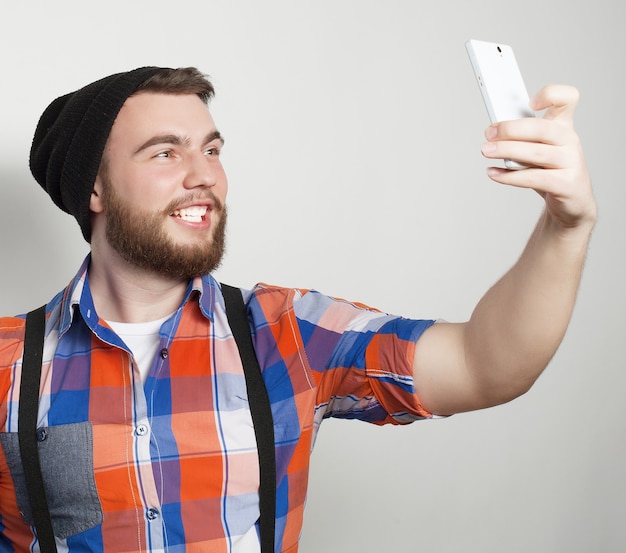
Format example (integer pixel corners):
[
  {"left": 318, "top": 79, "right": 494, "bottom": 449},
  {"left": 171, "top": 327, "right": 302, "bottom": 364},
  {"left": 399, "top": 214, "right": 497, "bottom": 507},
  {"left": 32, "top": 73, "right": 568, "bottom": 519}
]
[{"left": 531, "top": 84, "right": 580, "bottom": 125}]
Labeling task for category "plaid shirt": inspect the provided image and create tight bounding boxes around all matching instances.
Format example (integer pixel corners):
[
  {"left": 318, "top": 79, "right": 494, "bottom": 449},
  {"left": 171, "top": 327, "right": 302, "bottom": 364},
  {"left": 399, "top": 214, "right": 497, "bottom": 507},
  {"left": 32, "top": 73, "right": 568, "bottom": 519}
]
[{"left": 0, "top": 257, "right": 434, "bottom": 552}]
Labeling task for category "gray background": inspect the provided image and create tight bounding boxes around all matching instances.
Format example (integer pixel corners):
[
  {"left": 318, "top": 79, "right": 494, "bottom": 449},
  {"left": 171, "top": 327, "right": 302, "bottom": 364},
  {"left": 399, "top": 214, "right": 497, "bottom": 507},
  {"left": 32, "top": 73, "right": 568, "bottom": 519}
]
[{"left": 1, "top": 1, "right": 624, "bottom": 551}]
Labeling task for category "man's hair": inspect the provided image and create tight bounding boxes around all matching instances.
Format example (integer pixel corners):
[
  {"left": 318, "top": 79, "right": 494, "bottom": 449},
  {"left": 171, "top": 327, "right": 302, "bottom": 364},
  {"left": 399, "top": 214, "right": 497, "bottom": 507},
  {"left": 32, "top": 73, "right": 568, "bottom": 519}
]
[{"left": 134, "top": 67, "right": 215, "bottom": 104}]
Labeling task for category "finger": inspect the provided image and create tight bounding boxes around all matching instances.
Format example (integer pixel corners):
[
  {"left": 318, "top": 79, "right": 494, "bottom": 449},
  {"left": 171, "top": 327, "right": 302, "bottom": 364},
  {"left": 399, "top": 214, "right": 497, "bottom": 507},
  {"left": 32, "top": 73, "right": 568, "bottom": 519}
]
[
  {"left": 484, "top": 166, "right": 564, "bottom": 194},
  {"left": 481, "top": 140, "right": 570, "bottom": 170},
  {"left": 530, "top": 84, "right": 580, "bottom": 125},
  {"left": 486, "top": 117, "right": 573, "bottom": 147}
]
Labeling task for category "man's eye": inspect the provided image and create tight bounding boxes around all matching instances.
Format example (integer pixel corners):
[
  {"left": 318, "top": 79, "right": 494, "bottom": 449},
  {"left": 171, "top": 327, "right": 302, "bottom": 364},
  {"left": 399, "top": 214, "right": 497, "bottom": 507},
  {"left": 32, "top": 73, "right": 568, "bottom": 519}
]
[
  {"left": 155, "top": 151, "right": 170, "bottom": 158},
  {"left": 205, "top": 146, "right": 221, "bottom": 156}
]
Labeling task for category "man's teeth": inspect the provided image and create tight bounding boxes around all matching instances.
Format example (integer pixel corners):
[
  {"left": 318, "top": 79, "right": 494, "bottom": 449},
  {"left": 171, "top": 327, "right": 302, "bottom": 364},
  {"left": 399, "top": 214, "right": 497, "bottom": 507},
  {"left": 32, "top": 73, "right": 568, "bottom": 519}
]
[{"left": 172, "top": 206, "right": 208, "bottom": 222}]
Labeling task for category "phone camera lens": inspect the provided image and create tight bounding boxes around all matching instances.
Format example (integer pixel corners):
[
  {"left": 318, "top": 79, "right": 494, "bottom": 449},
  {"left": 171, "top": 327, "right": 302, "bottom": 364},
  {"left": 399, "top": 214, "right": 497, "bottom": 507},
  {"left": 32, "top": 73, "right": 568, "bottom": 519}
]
[{"left": 497, "top": 46, "right": 502, "bottom": 53}]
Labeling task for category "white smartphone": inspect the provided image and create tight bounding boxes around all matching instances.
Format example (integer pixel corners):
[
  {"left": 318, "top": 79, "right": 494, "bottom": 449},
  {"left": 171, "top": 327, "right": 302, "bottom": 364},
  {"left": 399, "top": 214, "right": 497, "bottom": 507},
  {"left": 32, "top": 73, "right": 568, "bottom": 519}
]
[{"left": 465, "top": 39, "right": 535, "bottom": 170}]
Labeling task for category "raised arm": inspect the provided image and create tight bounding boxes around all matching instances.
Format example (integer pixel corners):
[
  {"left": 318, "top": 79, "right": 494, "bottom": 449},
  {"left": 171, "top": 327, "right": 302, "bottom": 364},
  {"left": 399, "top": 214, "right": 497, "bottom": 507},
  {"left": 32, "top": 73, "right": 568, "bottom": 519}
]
[{"left": 413, "top": 85, "right": 597, "bottom": 416}]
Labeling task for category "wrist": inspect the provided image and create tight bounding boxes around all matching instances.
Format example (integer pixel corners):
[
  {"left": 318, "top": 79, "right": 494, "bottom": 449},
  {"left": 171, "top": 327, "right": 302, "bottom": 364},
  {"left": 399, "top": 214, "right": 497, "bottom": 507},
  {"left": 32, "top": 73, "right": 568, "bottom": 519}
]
[{"left": 540, "top": 207, "right": 596, "bottom": 249}]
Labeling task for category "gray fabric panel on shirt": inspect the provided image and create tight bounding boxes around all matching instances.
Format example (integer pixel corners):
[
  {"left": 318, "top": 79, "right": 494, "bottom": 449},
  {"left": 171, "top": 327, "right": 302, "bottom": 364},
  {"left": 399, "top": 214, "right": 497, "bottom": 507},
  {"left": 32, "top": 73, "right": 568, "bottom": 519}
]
[{"left": 0, "top": 421, "right": 103, "bottom": 539}]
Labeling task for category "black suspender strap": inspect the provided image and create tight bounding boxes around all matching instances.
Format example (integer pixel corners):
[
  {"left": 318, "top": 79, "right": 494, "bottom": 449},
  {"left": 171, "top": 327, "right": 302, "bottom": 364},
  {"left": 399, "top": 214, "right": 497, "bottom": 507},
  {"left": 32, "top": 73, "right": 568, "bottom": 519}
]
[
  {"left": 20, "top": 288, "right": 276, "bottom": 553},
  {"left": 19, "top": 304, "right": 58, "bottom": 553},
  {"left": 221, "top": 284, "right": 276, "bottom": 553}
]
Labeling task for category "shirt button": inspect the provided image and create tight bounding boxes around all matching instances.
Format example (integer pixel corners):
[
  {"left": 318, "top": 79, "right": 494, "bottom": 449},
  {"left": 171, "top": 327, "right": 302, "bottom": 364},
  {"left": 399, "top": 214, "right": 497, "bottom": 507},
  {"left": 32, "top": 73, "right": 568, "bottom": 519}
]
[
  {"left": 146, "top": 508, "right": 160, "bottom": 520},
  {"left": 135, "top": 424, "right": 149, "bottom": 436},
  {"left": 36, "top": 428, "right": 48, "bottom": 442},
  {"left": 159, "top": 348, "right": 168, "bottom": 359}
]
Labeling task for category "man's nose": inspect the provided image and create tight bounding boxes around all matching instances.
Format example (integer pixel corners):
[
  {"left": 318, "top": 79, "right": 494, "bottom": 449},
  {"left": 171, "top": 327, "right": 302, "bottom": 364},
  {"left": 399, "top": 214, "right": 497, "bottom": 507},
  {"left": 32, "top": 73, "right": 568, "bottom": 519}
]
[{"left": 183, "top": 152, "right": 218, "bottom": 188}]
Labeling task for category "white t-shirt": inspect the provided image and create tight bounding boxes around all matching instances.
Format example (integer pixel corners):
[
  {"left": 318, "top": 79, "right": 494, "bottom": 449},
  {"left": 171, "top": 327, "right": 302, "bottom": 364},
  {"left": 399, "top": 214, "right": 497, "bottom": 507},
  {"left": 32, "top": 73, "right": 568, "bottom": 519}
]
[{"left": 106, "top": 314, "right": 171, "bottom": 382}]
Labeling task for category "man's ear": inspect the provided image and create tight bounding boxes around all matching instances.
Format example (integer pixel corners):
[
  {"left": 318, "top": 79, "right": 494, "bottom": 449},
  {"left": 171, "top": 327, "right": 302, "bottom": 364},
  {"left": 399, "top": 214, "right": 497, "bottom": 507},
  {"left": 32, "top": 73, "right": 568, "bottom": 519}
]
[{"left": 90, "top": 175, "right": 105, "bottom": 214}]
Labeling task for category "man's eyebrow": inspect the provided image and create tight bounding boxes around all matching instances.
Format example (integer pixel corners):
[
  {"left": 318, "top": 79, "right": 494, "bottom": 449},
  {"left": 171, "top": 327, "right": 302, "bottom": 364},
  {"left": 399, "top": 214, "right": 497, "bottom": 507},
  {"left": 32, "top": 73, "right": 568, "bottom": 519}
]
[
  {"left": 205, "top": 130, "right": 225, "bottom": 146},
  {"left": 134, "top": 130, "right": 224, "bottom": 155}
]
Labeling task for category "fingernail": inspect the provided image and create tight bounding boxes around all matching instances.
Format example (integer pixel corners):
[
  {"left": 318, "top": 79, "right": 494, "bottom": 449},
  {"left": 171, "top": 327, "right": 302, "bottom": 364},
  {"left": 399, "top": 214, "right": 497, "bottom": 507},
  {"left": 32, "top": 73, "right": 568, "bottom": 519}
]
[
  {"left": 481, "top": 142, "right": 497, "bottom": 155},
  {"left": 486, "top": 126, "right": 498, "bottom": 139}
]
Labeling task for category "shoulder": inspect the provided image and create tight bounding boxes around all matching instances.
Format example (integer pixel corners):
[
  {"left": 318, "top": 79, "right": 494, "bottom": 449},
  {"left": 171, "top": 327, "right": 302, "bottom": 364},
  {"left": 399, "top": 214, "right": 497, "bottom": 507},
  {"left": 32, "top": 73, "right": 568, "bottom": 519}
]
[
  {"left": 0, "top": 318, "right": 26, "bottom": 400},
  {"left": 245, "top": 283, "right": 389, "bottom": 331},
  {"left": 245, "top": 283, "right": 354, "bottom": 320},
  {"left": 0, "top": 316, "right": 26, "bottom": 363},
  {"left": 0, "top": 301, "right": 57, "bottom": 370},
  {"left": 244, "top": 283, "right": 306, "bottom": 312}
]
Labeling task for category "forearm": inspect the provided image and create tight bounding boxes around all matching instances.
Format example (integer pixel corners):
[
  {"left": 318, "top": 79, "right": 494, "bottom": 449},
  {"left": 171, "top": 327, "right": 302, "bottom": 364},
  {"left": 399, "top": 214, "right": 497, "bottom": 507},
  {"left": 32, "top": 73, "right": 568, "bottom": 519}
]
[
  {"left": 413, "top": 84, "right": 596, "bottom": 416},
  {"left": 463, "top": 208, "right": 594, "bottom": 405}
]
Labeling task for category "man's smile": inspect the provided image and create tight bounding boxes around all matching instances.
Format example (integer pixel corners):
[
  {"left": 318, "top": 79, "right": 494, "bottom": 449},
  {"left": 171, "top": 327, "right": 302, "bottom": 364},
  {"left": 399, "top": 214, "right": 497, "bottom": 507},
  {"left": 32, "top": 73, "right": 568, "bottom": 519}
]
[{"left": 170, "top": 205, "right": 209, "bottom": 223}]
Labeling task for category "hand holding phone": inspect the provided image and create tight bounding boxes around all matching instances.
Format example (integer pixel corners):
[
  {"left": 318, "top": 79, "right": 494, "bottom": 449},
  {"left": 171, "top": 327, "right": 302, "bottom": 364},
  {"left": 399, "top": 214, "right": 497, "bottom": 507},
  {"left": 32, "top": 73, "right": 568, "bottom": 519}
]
[{"left": 466, "top": 39, "right": 535, "bottom": 170}]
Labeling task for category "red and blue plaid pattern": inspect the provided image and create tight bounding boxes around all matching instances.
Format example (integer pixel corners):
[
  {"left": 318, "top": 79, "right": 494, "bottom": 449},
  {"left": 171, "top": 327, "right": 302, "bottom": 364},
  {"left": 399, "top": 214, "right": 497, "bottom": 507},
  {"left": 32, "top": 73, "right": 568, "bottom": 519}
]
[{"left": 0, "top": 257, "right": 434, "bottom": 552}]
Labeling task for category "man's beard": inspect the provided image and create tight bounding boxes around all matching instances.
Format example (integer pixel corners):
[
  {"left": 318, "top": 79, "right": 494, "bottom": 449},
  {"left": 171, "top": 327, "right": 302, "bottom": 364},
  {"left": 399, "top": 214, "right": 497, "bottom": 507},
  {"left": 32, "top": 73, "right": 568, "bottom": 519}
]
[{"left": 100, "top": 179, "right": 227, "bottom": 280}]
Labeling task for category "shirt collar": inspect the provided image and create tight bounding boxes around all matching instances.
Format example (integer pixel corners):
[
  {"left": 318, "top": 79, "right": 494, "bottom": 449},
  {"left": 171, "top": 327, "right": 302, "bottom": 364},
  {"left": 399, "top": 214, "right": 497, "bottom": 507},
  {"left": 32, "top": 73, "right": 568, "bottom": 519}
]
[
  {"left": 58, "top": 255, "right": 222, "bottom": 338},
  {"left": 188, "top": 274, "right": 221, "bottom": 322}
]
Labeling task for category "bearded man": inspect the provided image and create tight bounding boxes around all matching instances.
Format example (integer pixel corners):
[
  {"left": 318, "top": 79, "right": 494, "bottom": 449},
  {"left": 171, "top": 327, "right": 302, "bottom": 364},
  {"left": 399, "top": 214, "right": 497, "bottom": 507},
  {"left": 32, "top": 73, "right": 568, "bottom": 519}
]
[{"left": 0, "top": 66, "right": 596, "bottom": 553}]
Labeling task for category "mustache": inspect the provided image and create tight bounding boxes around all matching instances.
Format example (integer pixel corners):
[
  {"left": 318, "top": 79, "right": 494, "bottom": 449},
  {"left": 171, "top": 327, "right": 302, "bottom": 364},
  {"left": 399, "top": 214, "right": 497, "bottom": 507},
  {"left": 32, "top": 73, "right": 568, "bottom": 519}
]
[{"left": 162, "top": 190, "right": 224, "bottom": 215}]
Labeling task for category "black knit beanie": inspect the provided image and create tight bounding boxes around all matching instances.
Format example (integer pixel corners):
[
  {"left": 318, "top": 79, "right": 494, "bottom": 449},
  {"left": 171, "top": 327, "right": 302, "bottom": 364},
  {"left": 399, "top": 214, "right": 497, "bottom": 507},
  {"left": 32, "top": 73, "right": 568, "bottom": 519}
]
[{"left": 29, "top": 66, "right": 167, "bottom": 242}]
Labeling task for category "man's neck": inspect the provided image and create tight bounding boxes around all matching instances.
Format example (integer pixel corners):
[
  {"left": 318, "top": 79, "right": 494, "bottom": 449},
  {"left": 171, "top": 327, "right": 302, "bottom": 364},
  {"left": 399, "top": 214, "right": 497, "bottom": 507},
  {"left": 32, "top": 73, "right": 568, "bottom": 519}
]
[{"left": 88, "top": 253, "right": 190, "bottom": 323}]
